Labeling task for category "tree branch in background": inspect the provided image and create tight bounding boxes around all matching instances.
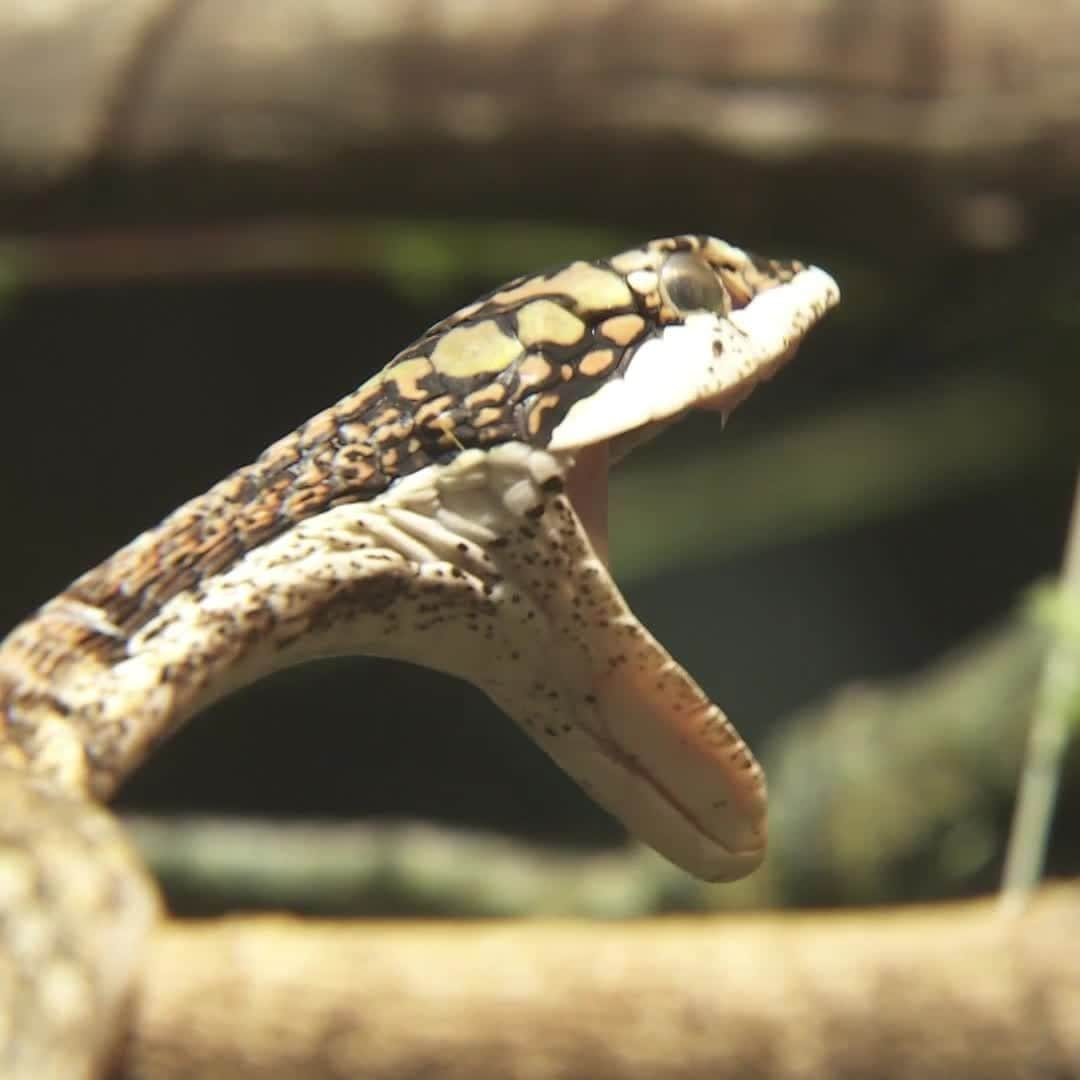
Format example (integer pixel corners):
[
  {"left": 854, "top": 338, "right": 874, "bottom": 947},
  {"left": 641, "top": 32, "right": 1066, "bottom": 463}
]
[{"left": 2, "top": 0, "right": 1078, "bottom": 254}]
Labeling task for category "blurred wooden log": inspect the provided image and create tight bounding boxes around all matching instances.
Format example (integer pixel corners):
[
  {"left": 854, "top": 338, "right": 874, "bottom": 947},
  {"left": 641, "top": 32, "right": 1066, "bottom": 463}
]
[
  {"left": 117, "top": 884, "right": 1080, "bottom": 1079},
  {"left": 2, "top": 0, "right": 1079, "bottom": 252}
]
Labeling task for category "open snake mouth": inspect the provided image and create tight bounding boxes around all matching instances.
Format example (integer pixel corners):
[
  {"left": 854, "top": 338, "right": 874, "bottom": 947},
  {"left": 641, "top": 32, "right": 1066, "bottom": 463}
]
[
  {"left": 560, "top": 346, "right": 800, "bottom": 569},
  {"left": 563, "top": 349, "right": 796, "bottom": 569},
  {"left": 536, "top": 259, "right": 839, "bottom": 880}
]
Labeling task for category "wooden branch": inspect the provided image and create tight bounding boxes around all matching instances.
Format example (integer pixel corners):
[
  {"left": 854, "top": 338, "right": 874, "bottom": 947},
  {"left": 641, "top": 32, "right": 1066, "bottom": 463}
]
[
  {"left": 115, "top": 885, "right": 1080, "bottom": 1079},
  {"left": 2, "top": 0, "right": 1079, "bottom": 252}
]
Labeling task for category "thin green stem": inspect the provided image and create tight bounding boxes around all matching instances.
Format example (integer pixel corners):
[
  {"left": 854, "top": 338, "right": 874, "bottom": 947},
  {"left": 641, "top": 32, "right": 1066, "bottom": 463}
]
[{"left": 1000, "top": 471, "right": 1080, "bottom": 916}]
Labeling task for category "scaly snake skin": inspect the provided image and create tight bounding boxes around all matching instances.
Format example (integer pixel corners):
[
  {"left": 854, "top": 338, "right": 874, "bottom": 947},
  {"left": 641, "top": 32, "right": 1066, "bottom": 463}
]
[{"left": 0, "top": 235, "right": 838, "bottom": 1077}]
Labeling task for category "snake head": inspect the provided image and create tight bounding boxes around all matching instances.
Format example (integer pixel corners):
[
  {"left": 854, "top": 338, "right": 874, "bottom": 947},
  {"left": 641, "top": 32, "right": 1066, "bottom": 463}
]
[{"left": 543, "top": 235, "right": 839, "bottom": 455}]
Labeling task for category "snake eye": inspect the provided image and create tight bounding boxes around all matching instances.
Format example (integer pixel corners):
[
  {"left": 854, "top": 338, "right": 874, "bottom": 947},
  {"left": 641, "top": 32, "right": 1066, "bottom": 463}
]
[{"left": 659, "top": 253, "right": 730, "bottom": 315}]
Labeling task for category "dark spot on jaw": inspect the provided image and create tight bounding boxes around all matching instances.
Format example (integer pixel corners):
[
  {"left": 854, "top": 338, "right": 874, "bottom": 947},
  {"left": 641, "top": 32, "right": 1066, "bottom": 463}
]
[
  {"left": 305, "top": 576, "right": 406, "bottom": 633},
  {"left": 540, "top": 476, "right": 564, "bottom": 493}
]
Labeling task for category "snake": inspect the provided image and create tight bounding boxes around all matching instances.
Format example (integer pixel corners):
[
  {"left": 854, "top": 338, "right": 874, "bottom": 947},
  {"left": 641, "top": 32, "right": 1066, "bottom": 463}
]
[{"left": 0, "top": 233, "right": 838, "bottom": 1077}]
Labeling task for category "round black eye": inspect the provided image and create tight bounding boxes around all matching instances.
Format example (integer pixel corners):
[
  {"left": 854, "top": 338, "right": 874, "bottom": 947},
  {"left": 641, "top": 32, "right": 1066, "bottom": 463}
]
[{"left": 659, "top": 253, "right": 729, "bottom": 314}]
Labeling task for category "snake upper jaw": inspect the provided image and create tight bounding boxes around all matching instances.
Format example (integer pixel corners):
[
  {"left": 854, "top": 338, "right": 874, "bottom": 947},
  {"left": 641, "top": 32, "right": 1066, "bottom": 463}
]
[{"left": 547, "top": 263, "right": 839, "bottom": 456}]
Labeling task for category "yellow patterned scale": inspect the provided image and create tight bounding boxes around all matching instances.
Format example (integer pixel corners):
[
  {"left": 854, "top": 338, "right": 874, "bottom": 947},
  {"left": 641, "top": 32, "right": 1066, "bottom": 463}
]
[
  {"left": 65, "top": 235, "right": 830, "bottom": 637},
  {"left": 352, "top": 233, "right": 811, "bottom": 472}
]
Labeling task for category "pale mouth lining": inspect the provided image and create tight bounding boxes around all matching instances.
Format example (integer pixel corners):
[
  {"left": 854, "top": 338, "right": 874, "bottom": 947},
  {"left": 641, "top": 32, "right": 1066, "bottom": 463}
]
[
  {"left": 563, "top": 443, "right": 612, "bottom": 567},
  {"left": 563, "top": 376, "right": 774, "bottom": 571}
]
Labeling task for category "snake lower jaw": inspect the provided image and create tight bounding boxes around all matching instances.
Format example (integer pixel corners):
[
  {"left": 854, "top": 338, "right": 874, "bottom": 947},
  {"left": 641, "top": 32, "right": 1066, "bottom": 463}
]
[
  {"left": 470, "top": 476, "right": 767, "bottom": 882},
  {"left": 404, "top": 444, "right": 768, "bottom": 880},
  {"left": 550, "top": 442, "right": 769, "bottom": 879}
]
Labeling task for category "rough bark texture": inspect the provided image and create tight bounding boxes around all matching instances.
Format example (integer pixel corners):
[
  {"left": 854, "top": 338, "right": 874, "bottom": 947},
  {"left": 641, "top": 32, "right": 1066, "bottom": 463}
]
[
  {"left": 2, "top": 0, "right": 1079, "bottom": 252},
  {"left": 115, "top": 885, "right": 1080, "bottom": 1080}
]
